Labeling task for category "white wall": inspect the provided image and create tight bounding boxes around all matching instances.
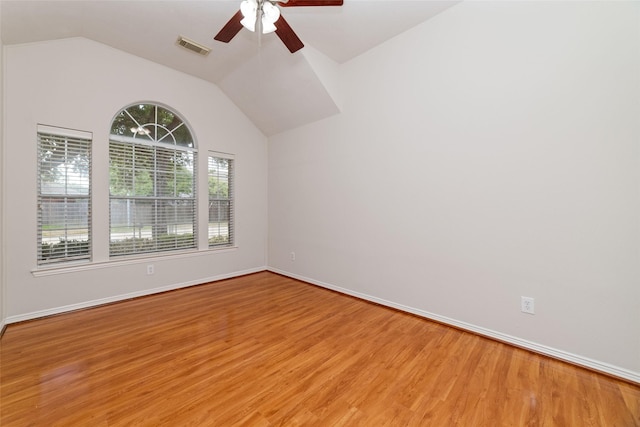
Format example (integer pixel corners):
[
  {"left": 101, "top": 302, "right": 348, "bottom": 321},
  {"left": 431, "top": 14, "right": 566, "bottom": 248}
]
[
  {"left": 4, "top": 37, "right": 268, "bottom": 320},
  {"left": 268, "top": 1, "right": 640, "bottom": 380},
  {"left": 0, "top": 2, "right": 6, "bottom": 333}
]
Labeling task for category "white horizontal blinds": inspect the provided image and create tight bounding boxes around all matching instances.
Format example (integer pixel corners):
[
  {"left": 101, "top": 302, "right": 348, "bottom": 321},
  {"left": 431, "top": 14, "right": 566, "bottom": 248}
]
[
  {"left": 108, "top": 103, "right": 197, "bottom": 257},
  {"left": 109, "top": 141, "right": 197, "bottom": 256},
  {"left": 37, "top": 128, "right": 92, "bottom": 265},
  {"left": 208, "top": 153, "right": 234, "bottom": 247}
]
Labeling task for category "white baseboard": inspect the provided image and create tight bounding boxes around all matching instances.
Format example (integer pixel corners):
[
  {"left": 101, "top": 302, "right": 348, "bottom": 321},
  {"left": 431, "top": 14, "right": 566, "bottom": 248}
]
[
  {"left": 268, "top": 267, "right": 640, "bottom": 385},
  {"left": 5, "top": 266, "right": 267, "bottom": 325}
]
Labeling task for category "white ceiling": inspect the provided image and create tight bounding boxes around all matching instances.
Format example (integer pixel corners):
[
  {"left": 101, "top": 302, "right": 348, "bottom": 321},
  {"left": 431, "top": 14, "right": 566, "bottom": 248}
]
[{"left": 1, "top": 0, "right": 459, "bottom": 135}]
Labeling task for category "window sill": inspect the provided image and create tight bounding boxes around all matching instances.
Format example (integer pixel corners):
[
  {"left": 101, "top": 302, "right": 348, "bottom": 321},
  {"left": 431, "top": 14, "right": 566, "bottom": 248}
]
[{"left": 31, "top": 246, "right": 238, "bottom": 277}]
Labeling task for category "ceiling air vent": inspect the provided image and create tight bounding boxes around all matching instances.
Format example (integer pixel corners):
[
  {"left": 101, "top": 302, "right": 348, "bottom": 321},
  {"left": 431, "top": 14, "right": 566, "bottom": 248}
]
[{"left": 177, "top": 36, "right": 211, "bottom": 56}]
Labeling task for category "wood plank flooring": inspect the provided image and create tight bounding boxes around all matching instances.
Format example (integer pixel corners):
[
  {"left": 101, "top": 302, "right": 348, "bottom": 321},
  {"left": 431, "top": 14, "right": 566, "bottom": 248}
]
[{"left": 1, "top": 271, "right": 638, "bottom": 426}]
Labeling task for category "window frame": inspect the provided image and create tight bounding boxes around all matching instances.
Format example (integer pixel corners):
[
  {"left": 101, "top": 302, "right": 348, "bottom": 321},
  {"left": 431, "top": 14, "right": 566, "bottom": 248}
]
[
  {"left": 208, "top": 152, "right": 234, "bottom": 249},
  {"left": 37, "top": 125, "right": 92, "bottom": 266}
]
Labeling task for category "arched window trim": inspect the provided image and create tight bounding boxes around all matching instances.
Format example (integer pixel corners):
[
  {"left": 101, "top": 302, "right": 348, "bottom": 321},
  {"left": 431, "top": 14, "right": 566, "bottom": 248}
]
[{"left": 108, "top": 102, "right": 199, "bottom": 258}]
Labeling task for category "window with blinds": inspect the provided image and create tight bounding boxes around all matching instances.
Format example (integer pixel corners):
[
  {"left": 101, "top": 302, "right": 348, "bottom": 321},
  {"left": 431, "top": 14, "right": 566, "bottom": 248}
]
[
  {"left": 208, "top": 153, "right": 234, "bottom": 248},
  {"left": 109, "top": 104, "right": 197, "bottom": 257},
  {"left": 37, "top": 126, "right": 92, "bottom": 265}
]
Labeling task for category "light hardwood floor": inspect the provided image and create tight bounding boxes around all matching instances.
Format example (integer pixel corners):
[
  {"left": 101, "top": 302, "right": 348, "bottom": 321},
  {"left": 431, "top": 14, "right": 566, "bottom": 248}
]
[{"left": 1, "top": 271, "right": 638, "bottom": 426}]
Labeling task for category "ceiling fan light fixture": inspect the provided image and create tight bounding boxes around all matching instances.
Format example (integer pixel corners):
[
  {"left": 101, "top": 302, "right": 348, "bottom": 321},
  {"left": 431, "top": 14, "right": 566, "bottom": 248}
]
[
  {"left": 240, "top": 0, "right": 280, "bottom": 34},
  {"left": 215, "top": 0, "right": 342, "bottom": 52}
]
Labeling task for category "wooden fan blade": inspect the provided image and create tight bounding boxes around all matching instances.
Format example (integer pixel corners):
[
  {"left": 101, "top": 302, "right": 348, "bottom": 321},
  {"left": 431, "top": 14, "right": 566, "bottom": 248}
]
[
  {"left": 274, "top": 15, "right": 304, "bottom": 53},
  {"left": 214, "top": 10, "right": 244, "bottom": 43},
  {"left": 280, "top": 0, "right": 343, "bottom": 6}
]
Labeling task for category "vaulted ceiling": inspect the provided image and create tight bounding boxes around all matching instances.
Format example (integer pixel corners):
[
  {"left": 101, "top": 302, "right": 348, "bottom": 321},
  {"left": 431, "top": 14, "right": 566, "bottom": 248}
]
[{"left": 1, "top": 0, "right": 459, "bottom": 135}]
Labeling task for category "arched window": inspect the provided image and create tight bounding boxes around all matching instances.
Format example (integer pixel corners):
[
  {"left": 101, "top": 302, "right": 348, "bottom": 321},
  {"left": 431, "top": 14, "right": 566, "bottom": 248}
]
[{"left": 109, "top": 103, "right": 197, "bottom": 256}]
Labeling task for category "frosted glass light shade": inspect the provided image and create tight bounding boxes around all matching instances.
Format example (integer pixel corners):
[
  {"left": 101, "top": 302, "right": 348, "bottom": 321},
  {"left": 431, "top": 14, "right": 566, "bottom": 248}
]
[
  {"left": 240, "top": 0, "right": 258, "bottom": 32},
  {"left": 262, "top": 2, "right": 280, "bottom": 34}
]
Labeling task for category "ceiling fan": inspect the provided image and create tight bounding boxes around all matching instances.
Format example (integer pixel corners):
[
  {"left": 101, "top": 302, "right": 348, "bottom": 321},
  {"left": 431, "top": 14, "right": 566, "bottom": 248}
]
[{"left": 214, "top": 0, "right": 343, "bottom": 54}]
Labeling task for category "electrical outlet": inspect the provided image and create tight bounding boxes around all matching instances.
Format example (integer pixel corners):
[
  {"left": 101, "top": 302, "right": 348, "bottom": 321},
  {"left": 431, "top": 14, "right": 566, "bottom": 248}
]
[
  {"left": 521, "top": 296, "right": 535, "bottom": 314},
  {"left": 290, "top": 252, "right": 296, "bottom": 261},
  {"left": 147, "top": 264, "right": 155, "bottom": 275}
]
